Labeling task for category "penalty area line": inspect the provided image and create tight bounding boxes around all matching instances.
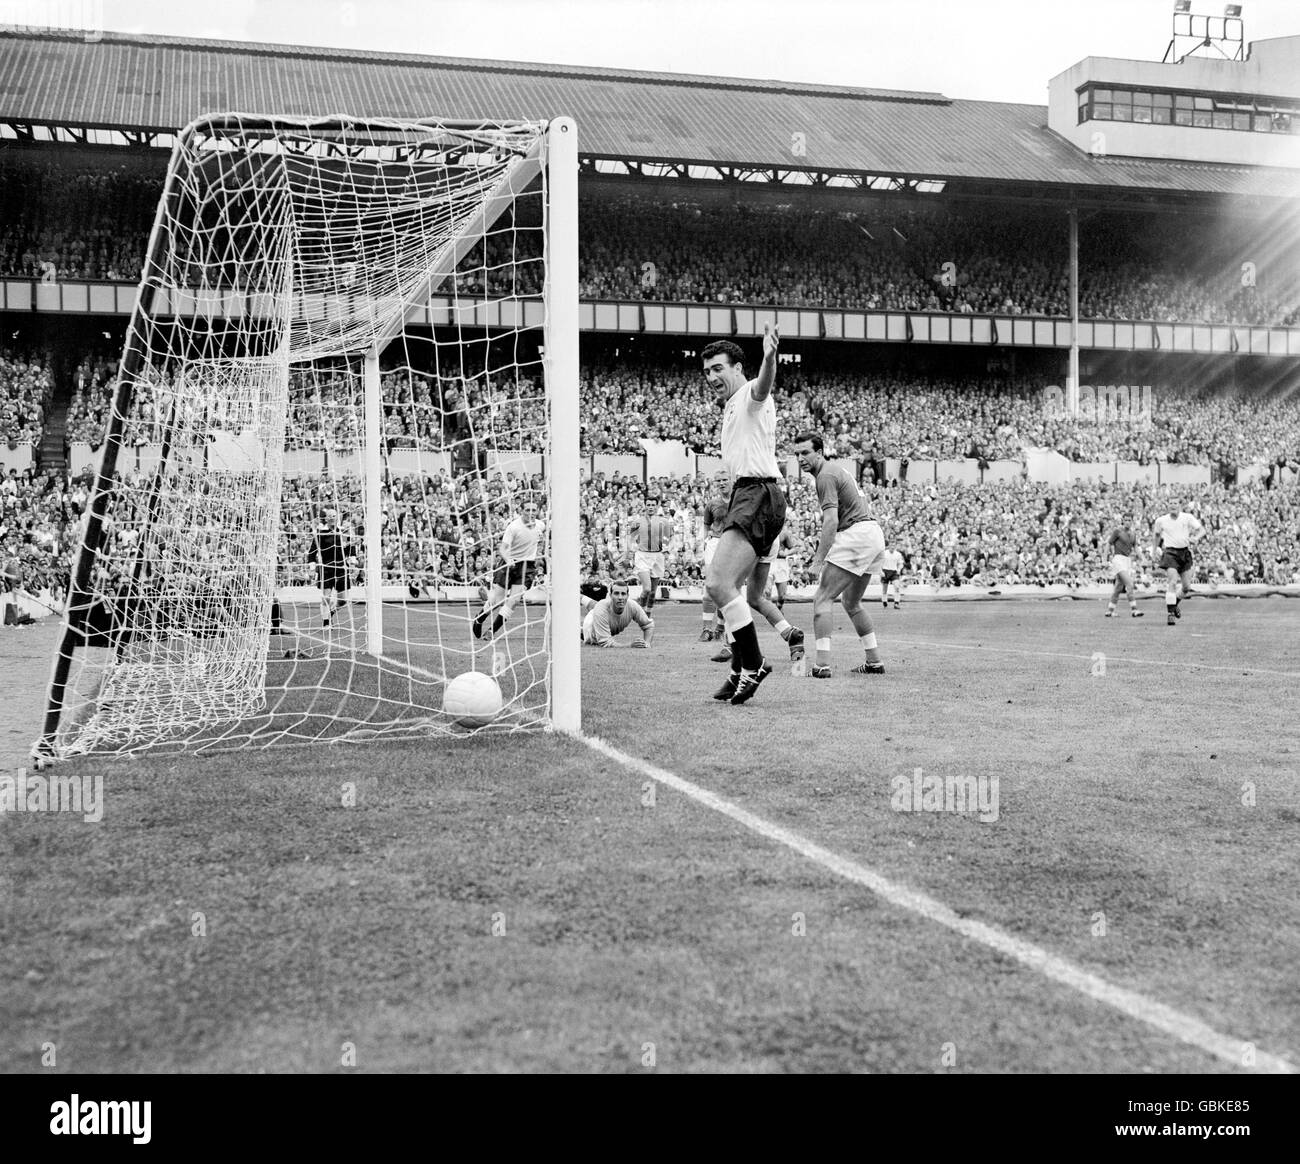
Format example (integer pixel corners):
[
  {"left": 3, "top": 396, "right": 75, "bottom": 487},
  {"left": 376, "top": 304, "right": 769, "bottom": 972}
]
[
  {"left": 889, "top": 636, "right": 1300, "bottom": 679},
  {"left": 576, "top": 731, "right": 1296, "bottom": 1075}
]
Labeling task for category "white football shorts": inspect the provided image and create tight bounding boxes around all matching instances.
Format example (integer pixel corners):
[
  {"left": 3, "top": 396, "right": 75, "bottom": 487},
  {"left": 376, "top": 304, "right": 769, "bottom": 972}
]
[
  {"left": 826, "top": 520, "right": 887, "bottom": 578},
  {"left": 634, "top": 550, "right": 666, "bottom": 578},
  {"left": 1111, "top": 553, "right": 1133, "bottom": 577},
  {"left": 703, "top": 535, "right": 720, "bottom": 570},
  {"left": 770, "top": 557, "right": 791, "bottom": 586}
]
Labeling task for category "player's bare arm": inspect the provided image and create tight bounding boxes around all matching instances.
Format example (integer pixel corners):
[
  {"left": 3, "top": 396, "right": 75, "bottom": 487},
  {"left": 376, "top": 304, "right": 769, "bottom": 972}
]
[
  {"left": 809, "top": 504, "right": 837, "bottom": 573},
  {"left": 750, "top": 324, "right": 779, "bottom": 403}
]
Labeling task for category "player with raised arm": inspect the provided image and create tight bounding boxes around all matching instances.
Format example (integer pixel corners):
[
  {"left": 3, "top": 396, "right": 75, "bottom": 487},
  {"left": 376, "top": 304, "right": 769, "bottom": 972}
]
[
  {"left": 1105, "top": 520, "right": 1144, "bottom": 619},
  {"left": 1152, "top": 499, "right": 1204, "bottom": 627},
  {"left": 702, "top": 326, "right": 786, "bottom": 705},
  {"left": 582, "top": 579, "right": 654, "bottom": 647},
  {"left": 473, "top": 497, "right": 544, "bottom": 640},
  {"left": 791, "top": 431, "right": 887, "bottom": 678}
]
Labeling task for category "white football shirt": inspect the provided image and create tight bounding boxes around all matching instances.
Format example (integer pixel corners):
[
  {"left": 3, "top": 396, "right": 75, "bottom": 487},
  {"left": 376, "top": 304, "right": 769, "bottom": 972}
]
[
  {"left": 721, "top": 381, "right": 780, "bottom": 480},
  {"left": 1153, "top": 512, "right": 1203, "bottom": 549},
  {"left": 500, "top": 516, "right": 544, "bottom": 563}
]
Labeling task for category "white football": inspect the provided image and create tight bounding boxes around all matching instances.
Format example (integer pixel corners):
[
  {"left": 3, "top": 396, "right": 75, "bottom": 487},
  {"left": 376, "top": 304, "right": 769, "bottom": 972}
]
[{"left": 443, "top": 670, "right": 503, "bottom": 727}]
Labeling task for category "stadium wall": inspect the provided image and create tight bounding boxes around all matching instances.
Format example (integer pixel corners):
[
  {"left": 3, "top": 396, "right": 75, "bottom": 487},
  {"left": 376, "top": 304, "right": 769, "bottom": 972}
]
[{"left": 2, "top": 444, "right": 34, "bottom": 473}]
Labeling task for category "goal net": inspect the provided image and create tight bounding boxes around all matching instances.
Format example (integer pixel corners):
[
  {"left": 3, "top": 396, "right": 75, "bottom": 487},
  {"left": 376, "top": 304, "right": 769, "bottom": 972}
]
[{"left": 35, "top": 113, "right": 580, "bottom": 762}]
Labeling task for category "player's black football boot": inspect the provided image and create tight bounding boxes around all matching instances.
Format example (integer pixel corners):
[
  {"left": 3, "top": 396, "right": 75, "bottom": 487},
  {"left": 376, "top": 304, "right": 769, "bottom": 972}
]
[
  {"left": 730, "top": 660, "right": 773, "bottom": 705},
  {"left": 1131, "top": 609, "right": 1144, "bottom": 618},
  {"left": 1167, "top": 612, "right": 1176, "bottom": 625},
  {"left": 712, "top": 672, "right": 739, "bottom": 701},
  {"left": 851, "top": 661, "right": 885, "bottom": 675},
  {"left": 810, "top": 665, "right": 833, "bottom": 679},
  {"left": 697, "top": 627, "right": 714, "bottom": 643}
]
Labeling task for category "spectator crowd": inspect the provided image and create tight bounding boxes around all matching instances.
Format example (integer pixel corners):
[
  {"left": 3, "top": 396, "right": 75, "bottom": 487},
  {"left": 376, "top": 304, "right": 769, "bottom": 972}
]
[
  {"left": 3, "top": 159, "right": 1298, "bottom": 616},
  {"left": 2, "top": 155, "right": 1297, "bottom": 327},
  {"left": 3, "top": 462, "right": 1294, "bottom": 613},
  {"left": 1, "top": 346, "right": 53, "bottom": 448},
  {"left": 52, "top": 352, "right": 1300, "bottom": 479}
]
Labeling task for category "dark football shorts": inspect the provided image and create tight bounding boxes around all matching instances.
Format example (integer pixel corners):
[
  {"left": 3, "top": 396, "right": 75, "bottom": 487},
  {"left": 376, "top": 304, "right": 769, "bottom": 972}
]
[
  {"left": 1158, "top": 547, "right": 1193, "bottom": 574},
  {"left": 321, "top": 568, "right": 350, "bottom": 593},
  {"left": 494, "top": 559, "right": 538, "bottom": 589},
  {"left": 881, "top": 570, "right": 900, "bottom": 583},
  {"left": 718, "top": 479, "right": 788, "bottom": 559}
]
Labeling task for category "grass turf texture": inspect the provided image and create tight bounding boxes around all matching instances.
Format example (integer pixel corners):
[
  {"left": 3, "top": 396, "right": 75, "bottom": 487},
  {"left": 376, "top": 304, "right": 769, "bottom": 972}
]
[{"left": 0, "top": 597, "right": 1296, "bottom": 1072}]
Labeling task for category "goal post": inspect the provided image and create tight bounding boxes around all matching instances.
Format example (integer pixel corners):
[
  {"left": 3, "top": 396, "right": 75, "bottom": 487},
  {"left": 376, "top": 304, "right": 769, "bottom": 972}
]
[
  {"left": 33, "top": 112, "right": 581, "bottom": 762},
  {"left": 545, "top": 117, "right": 580, "bottom": 734}
]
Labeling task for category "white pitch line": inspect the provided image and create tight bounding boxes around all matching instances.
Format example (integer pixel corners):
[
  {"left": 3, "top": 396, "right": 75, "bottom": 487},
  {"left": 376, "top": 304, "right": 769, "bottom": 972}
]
[
  {"left": 577, "top": 731, "right": 1296, "bottom": 1075},
  {"left": 889, "top": 636, "right": 1300, "bottom": 679}
]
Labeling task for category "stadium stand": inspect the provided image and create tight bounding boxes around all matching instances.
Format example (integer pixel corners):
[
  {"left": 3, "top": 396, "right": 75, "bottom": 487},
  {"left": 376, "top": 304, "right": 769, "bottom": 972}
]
[
  {"left": 55, "top": 350, "right": 1300, "bottom": 472},
  {"left": 2, "top": 151, "right": 1297, "bottom": 326},
  {"left": 0, "top": 344, "right": 53, "bottom": 450},
  {"left": 0, "top": 29, "right": 1297, "bottom": 616}
]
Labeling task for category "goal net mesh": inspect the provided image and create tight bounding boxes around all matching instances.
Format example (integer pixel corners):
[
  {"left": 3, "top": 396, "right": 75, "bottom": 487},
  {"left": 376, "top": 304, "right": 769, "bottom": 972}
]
[{"left": 42, "top": 115, "right": 558, "bottom": 758}]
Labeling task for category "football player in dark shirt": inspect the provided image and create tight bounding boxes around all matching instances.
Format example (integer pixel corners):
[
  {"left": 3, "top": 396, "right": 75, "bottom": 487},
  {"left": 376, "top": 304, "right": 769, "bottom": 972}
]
[
  {"left": 698, "top": 473, "right": 731, "bottom": 643},
  {"left": 1104, "top": 523, "right": 1144, "bottom": 619},
  {"left": 308, "top": 508, "right": 350, "bottom": 629}
]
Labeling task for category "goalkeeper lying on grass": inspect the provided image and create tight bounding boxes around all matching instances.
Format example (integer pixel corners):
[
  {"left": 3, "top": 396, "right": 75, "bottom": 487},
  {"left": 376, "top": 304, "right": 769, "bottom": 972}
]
[{"left": 580, "top": 579, "right": 653, "bottom": 648}]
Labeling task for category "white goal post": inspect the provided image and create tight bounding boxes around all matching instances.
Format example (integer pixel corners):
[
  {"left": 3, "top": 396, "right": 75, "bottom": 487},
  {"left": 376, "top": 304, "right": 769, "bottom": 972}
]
[{"left": 34, "top": 112, "right": 579, "bottom": 762}]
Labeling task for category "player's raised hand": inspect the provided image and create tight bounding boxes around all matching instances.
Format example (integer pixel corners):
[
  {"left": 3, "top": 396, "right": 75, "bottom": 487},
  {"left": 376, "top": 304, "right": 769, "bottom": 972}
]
[{"left": 763, "top": 322, "right": 780, "bottom": 361}]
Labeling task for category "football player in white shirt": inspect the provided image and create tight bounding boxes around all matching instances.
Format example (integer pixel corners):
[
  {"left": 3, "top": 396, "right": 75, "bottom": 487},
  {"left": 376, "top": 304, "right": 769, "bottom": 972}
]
[
  {"left": 701, "top": 325, "right": 791, "bottom": 705},
  {"left": 765, "top": 526, "right": 798, "bottom": 610},
  {"left": 878, "top": 547, "right": 904, "bottom": 610},
  {"left": 473, "top": 498, "right": 545, "bottom": 640},
  {"left": 1152, "top": 499, "right": 1204, "bottom": 626}
]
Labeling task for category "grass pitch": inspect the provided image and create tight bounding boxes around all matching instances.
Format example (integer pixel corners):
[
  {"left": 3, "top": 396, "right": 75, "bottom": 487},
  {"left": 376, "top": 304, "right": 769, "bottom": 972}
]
[{"left": 1, "top": 594, "right": 1297, "bottom": 1073}]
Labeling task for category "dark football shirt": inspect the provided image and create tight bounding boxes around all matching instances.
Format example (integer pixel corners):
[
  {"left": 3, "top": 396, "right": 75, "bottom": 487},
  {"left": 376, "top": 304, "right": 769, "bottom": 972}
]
[
  {"left": 309, "top": 529, "right": 347, "bottom": 571},
  {"left": 814, "top": 460, "right": 870, "bottom": 532},
  {"left": 1108, "top": 527, "right": 1136, "bottom": 556}
]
